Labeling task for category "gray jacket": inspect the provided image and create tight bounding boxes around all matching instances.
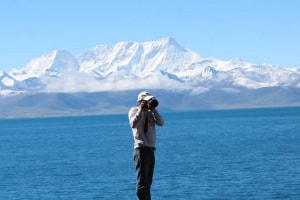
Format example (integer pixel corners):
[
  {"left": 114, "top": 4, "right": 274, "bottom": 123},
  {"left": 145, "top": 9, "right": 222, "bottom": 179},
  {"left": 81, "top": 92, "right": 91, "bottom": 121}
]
[{"left": 128, "top": 107, "right": 164, "bottom": 149}]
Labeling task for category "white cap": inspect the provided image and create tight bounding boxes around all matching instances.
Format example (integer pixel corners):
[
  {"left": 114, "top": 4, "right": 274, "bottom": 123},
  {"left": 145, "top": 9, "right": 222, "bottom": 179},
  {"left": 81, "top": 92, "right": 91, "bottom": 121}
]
[
  {"left": 143, "top": 95, "right": 155, "bottom": 101},
  {"left": 137, "top": 91, "right": 152, "bottom": 101}
]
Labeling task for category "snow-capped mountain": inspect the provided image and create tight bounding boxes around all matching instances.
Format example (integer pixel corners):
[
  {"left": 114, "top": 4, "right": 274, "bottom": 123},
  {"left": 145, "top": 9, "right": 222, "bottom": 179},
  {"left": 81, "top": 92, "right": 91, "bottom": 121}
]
[
  {"left": 2, "top": 37, "right": 299, "bottom": 95},
  {"left": 11, "top": 49, "right": 80, "bottom": 81},
  {"left": 1, "top": 37, "right": 300, "bottom": 118},
  {"left": 3, "top": 37, "right": 300, "bottom": 95}
]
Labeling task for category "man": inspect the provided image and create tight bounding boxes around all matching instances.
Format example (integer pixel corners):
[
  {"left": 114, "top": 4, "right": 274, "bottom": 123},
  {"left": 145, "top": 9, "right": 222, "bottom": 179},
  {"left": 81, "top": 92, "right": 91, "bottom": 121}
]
[{"left": 128, "top": 91, "right": 164, "bottom": 200}]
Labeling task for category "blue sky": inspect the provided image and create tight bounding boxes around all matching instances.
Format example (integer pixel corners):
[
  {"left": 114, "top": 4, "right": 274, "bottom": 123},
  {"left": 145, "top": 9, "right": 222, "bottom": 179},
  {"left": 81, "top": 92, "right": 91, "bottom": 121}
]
[{"left": 0, "top": 0, "right": 299, "bottom": 71}]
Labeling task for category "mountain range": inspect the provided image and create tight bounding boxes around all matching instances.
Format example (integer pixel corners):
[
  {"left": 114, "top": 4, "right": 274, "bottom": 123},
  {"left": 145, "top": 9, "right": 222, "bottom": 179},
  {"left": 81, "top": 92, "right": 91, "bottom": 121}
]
[{"left": 1, "top": 37, "right": 300, "bottom": 118}]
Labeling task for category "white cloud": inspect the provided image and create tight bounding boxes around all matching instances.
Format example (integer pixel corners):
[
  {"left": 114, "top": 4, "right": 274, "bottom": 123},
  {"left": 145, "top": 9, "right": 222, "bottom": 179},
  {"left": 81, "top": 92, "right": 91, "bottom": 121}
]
[{"left": 41, "top": 71, "right": 191, "bottom": 93}]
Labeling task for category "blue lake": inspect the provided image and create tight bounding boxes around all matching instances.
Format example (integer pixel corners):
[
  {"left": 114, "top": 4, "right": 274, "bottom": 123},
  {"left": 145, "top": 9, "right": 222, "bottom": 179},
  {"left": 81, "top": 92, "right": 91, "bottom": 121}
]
[{"left": 1, "top": 107, "right": 300, "bottom": 199}]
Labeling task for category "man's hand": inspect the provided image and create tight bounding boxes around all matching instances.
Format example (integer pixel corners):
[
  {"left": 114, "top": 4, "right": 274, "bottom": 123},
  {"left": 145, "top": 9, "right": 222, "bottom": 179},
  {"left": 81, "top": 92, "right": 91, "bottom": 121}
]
[
  {"left": 139, "top": 100, "right": 148, "bottom": 111},
  {"left": 148, "top": 106, "right": 157, "bottom": 112}
]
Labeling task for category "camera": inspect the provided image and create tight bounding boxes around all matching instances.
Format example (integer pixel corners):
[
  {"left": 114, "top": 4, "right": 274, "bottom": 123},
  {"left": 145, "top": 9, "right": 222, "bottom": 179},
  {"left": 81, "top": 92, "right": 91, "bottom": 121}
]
[{"left": 147, "top": 97, "right": 159, "bottom": 108}]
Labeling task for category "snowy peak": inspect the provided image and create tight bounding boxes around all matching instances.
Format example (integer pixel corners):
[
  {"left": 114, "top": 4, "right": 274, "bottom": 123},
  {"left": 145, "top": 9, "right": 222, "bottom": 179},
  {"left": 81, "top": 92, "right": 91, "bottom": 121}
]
[
  {"left": 77, "top": 37, "right": 203, "bottom": 79},
  {"left": 47, "top": 49, "right": 80, "bottom": 74},
  {"left": 144, "top": 37, "right": 183, "bottom": 50},
  {"left": 78, "top": 41, "right": 142, "bottom": 75},
  {"left": 160, "top": 36, "right": 178, "bottom": 45},
  {"left": 10, "top": 49, "right": 79, "bottom": 81}
]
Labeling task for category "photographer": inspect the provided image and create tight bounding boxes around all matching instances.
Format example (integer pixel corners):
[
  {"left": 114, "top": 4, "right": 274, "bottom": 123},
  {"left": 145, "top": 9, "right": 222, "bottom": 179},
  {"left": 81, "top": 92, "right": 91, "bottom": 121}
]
[{"left": 128, "top": 91, "right": 164, "bottom": 200}]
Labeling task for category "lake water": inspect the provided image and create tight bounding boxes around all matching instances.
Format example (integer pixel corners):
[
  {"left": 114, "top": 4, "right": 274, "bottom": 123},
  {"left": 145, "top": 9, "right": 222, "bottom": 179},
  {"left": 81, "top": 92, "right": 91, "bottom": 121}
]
[{"left": 0, "top": 107, "right": 299, "bottom": 199}]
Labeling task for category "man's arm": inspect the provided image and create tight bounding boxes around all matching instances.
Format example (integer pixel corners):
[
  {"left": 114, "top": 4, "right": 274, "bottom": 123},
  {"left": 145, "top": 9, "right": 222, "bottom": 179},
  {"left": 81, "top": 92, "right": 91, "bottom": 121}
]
[
  {"left": 128, "top": 107, "right": 143, "bottom": 128},
  {"left": 150, "top": 107, "right": 164, "bottom": 126}
]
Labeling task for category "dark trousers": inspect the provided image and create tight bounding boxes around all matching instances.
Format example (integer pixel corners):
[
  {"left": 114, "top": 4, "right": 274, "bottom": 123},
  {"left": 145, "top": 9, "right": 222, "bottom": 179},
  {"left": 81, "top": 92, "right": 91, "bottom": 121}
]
[{"left": 133, "top": 148, "right": 155, "bottom": 200}]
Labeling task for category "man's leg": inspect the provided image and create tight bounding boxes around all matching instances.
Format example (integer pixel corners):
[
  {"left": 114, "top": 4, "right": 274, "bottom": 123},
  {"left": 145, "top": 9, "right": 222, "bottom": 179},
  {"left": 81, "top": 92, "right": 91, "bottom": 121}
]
[{"left": 134, "top": 149, "right": 155, "bottom": 200}]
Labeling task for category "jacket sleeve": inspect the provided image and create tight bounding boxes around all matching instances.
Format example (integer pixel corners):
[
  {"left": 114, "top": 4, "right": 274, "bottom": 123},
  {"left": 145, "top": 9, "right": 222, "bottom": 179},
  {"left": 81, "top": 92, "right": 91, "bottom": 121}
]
[
  {"left": 152, "top": 111, "right": 164, "bottom": 126},
  {"left": 128, "top": 107, "right": 143, "bottom": 128}
]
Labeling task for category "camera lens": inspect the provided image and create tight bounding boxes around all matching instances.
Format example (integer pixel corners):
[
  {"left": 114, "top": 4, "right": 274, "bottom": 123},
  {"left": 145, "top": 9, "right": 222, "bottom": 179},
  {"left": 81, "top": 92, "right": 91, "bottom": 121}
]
[{"left": 149, "top": 99, "right": 159, "bottom": 107}]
